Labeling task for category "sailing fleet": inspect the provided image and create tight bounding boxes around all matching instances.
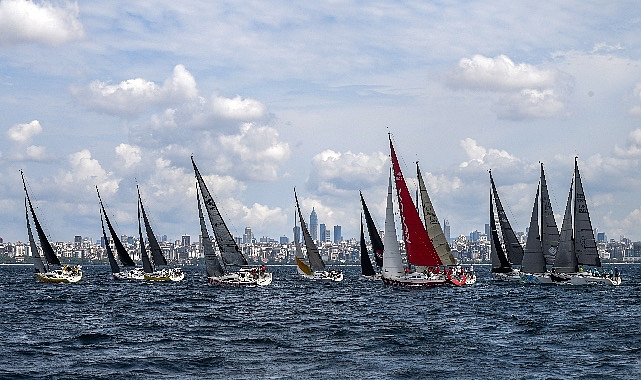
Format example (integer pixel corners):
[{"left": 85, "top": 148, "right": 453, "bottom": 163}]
[{"left": 19, "top": 135, "right": 622, "bottom": 287}]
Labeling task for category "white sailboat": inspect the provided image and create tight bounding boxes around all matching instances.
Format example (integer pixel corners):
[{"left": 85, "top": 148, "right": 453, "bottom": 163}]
[
  {"left": 519, "top": 163, "right": 557, "bottom": 284},
  {"left": 192, "top": 156, "right": 272, "bottom": 286},
  {"left": 22, "top": 171, "right": 82, "bottom": 283},
  {"left": 550, "top": 158, "right": 621, "bottom": 285},
  {"left": 293, "top": 188, "right": 343, "bottom": 281}
]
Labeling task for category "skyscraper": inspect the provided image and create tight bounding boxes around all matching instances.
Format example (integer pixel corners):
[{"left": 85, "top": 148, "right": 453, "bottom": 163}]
[
  {"left": 319, "top": 223, "right": 326, "bottom": 243},
  {"left": 443, "top": 219, "right": 451, "bottom": 244},
  {"left": 243, "top": 227, "right": 253, "bottom": 244},
  {"left": 333, "top": 225, "right": 342, "bottom": 243},
  {"left": 310, "top": 207, "right": 318, "bottom": 241},
  {"left": 181, "top": 234, "right": 190, "bottom": 247}
]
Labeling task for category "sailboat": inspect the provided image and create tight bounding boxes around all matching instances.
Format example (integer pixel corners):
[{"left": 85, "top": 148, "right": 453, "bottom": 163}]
[
  {"left": 137, "top": 186, "right": 184, "bottom": 282},
  {"left": 293, "top": 210, "right": 313, "bottom": 277},
  {"left": 519, "top": 163, "right": 558, "bottom": 284},
  {"left": 192, "top": 156, "right": 272, "bottom": 286},
  {"left": 381, "top": 135, "right": 454, "bottom": 287},
  {"left": 359, "top": 192, "right": 383, "bottom": 280},
  {"left": 417, "top": 162, "right": 475, "bottom": 285},
  {"left": 22, "top": 171, "right": 82, "bottom": 283},
  {"left": 293, "top": 188, "right": 343, "bottom": 281},
  {"left": 550, "top": 158, "right": 621, "bottom": 285},
  {"left": 97, "top": 186, "right": 145, "bottom": 280},
  {"left": 488, "top": 170, "right": 524, "bottom": 281}
]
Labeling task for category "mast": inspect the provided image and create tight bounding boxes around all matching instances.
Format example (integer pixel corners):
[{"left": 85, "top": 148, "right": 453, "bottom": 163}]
[
  {"left": 540, "top": 163, "right": 559, "bottom": 265},
  {"left": 389, "top": 135, "right": 442, "bottom": 267},
  {"left": 573, "top": 158, "right": 601, "bottom": 267},
  {"left": 294, "top": 188, "right": 326, "bottom": 271},
  {"left": 382, "top": 173, "right": 405, "bottom": 277},
  {"left": 97, "top": 186, "right": 136, "bottom": 267},
  {"left": 360, "top": 214, "right": 376, "bottom": 276},
  {"left": 21, "top": 171, "right": 61, "bottom": 267},
  {"left": 138, "top": 186, "right": 167, "bottom": 267},
  {"left": 417, "top": 162, "right": 456, "bottom": 266},
  {"left": 490, "top": 191, "right": 512, "bottom": 273},
  {"left": 521, "top": 183, "right": 546, "bottom": 273},
  {"left": 192, "top": 156, "right": 248, "bottom": 267},
  {"left": 360, "top": 191, "right": 384, "bottom": 268},
  {"left": 25, "top": 198, "right": 47, "bottom": 273},
  {"left": 293, "top": 208, "right": 312, "bottom": 275},
  {"left": 197, "top": 184, "right": 224, "bottom": 277},
  {"left": 489, "top": 170, "right": 524, "bottom": 265},
  {"left": 137, "top": 197, "right": 154, "bottom": 273}
]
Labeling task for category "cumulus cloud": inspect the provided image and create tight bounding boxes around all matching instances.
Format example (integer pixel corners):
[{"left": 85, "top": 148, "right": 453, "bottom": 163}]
[
  {"left": 7, "top": 120, "right": 42, "bottom": 143},
  {"left": 56, "top": 149, "right": 120, "bottom": 195},
  {"left": 211, "top": 95, "right": 266, "bottom": 120},
  {"left": 217, "top": 123, "right": 290, "bottom": 181},
  {"left": 628, "top": 83, "right": 641, "bottom": 116},
  {"left": 308, "top": 149, "right": 388, "bottom": 195},
  {"left": 25, "top": 145, "right": 47, "bottom": 161},
  {"left": 448, "top": 54, "right": 571, "bottom": 119},
  {"left": 614, "top": 128, "right": 641, "bottom": 158},
  {"left": 0, "top": 0, "right": 84, "bottom": 46},
  {"left": 115, "top": 143, "right": 142, "bottom": 168},
  {"left": 459, "top": 138, "right": 520, "bottom": 170}
]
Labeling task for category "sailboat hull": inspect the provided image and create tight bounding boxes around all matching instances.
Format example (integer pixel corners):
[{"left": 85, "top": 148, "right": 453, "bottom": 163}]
[
  {"left": 208, "top": 267, "right": 273, "bottom": 287},
  {"left": 551, "top": 271, "right": 621, "bottom": 286},
  {"left": 520, "top": 272, "right": 554, "bottom": 284},
  {"left": 298, "top": 269, "right": 344, "bottom": 282},
  {"left": 36, "top": 266, "right": 82, "bottom": 283},
  {"left": 113, "top": 268, "right": 146, "bottom": 280},
  {"left": 492, "top": 269, "right": 521, "bottom": 281},
  {"left": 381, "top": 272, "right": 448, "bottom": 287},
  {"left": 144, "top": 268, "right": 185, "bottom": 282}
]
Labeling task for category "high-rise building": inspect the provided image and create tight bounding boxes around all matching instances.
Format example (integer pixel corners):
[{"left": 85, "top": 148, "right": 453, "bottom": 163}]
[
  {"left": 443, "top": 219, "right": 451, "bottom": 244},
  {"left": 280, "top": 236, "right": 289, "bottom": 244},
  {"left": 310, "top": 208, "right": 318, "bottom": 241},
  {"left": 484, "top": 223, "right": 490, "bottom": 238},
  {"left": 243, "top": 227, "right": 253, "bottom": 244},
  {"left": 319, "top": 224, "right": 326, "bottom": 243},
  {"left": 181, "top": 234, "right": 190, "bottom": 247},
  {"left": 324, "top": 229, "right": 331, "bottom": 242},
  {"left": 333, "top": 225, "right": 342, "bottom": 243},
  {"left": 293, "top": 225, "right": 301, "bottom": 243}
]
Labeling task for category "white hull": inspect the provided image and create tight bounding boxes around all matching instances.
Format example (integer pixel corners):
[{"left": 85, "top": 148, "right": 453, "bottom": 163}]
[
  {"left": 36, "top": 265, "right": 82, "bottom": 283},
  {"left": 113, "top": 268, "right": 146, "bottom": 280},
  {"left": 208, "top": 267, "right": 273, "bottom": 287},
  {"left": 551, "top": 271, "right": 621, "bottom": 286},
  {"left": 144, "top": 268, "right": 185, "bottom": 282},
  {"left": 360, "top": 273, "right": 381, "bottom": 281},
  {"left": 299, "top": 269, "right": 344, "bottom": 282},
  {"left": 381, "top": 271, "right": 448, "bottom": 287},
  {"left": 492, "top": 269, "right": 521, "bottom": 281},
  {"left": 520, "top": 272, "right": 555, "bottom": 284}
]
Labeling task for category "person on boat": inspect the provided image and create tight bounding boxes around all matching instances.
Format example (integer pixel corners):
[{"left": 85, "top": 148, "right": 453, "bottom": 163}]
[{"left": 260, "top": 265, "right": 266, "bottom": 274}]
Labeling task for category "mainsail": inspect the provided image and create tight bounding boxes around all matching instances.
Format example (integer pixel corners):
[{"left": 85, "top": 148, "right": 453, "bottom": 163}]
[
  {"left": 294, "top": 188, "right": 326, "bottom": 271},
  {"left": 389, "top": 136, "right": 442, "bottom": 267},
  {"left": 22, "top": 172, "right": 60, "bottom": 267},
  {"left": 101, "top": 213, "right": 121, "bottom": 274},
  {"left": 97, "top": 186, "right": 136, "bottom": 267},
  {"left": 554, "top": 179, "right": 579, "bottom": 273},
  {"left": 360, "top": 192, "right": 384, "bottom": 268},
  {"left": 382, "top": 174, "right": 405, "bottom": 278},
  {"left": 573, "top": 159, "right": 600, "bottom": 267},
  {"left": 192, "top": 156, "right": 248, "bottom": 267},
  {"left": 417, "top": 162, "right": 456, "bottom": 266},
  {"left": 539, "top": 164, "right": 559, "bottom": 265},
  {"left": 197, "top": 184, "right": 224, "bottom": 277},
  {"left": 138, "top": 186, "right": 167, "bottom": 267},
  {"left": 489, "top": 170, "right": 524, "bottom": 265},
  {"left": 137, "top": 199, "right": 154, "bottom": 274},
  {"left": 293, "top": 210, "right": 312, "bottom": 275},
  {"left": 25, "top": 198, "right": 47, "bottom": 273},
  {"left": 521, "top": 184, "right": 546, "bottom": 274},
  {"left": 359, "top": 215, "right": 376, "bottom": 277},
  {"left": 489, "top": 192, "right": 512, "bottom": 273}
]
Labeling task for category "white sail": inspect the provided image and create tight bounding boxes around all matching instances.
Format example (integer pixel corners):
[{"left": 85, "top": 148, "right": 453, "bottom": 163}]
[{"left": 382, "top": 174, "right": 405, "bottom": 279}]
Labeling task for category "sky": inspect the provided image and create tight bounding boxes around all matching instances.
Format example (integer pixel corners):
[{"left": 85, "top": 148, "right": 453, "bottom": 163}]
[{"left": 2, "top": 0, "right": 641, "bottom": 244}]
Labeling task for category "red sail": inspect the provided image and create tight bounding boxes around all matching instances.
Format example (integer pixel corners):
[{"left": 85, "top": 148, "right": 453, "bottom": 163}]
[{"left": 390, "top": 137, "right": 443, "bottom": 267}]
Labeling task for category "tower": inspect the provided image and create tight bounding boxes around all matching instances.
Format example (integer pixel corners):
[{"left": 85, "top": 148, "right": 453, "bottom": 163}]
[
  {"left": 310, "top": 207, "right": 318, "bottom": 241},
  {"left": 443, "top": 219, "right": 451, "bottom": 244},
  {"left": 333, "top": 225, "right": 341, "bottom": 243}
]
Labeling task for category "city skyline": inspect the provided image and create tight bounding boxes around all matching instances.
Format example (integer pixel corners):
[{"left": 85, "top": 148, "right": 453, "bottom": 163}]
[{"left": 2, "top": 1, "right": 641, "bottom": 243}]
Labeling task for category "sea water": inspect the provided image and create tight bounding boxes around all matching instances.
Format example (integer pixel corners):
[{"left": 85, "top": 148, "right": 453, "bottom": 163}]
[{"left": 0, "top": 264, "right": 639, "bottom": 379}]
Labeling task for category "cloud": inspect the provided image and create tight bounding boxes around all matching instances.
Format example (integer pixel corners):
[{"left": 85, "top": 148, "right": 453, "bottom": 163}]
[
  {"left": 7, "top": 120, "right": 42, "bottom": 143},
  {"left": 447, "top": 54, "right": 571, "bottom": 119},
  {"left": 459, "top": 138, "right": 520, "bottom": 170},
  {"left": 115, "top": 143, "right": 142, "bottom": 168},
  {"left": 628, "top": 83, "right": 641, "bottom": 116},
  {"left": 211, "top": 95, "right": 266, "bottom": 120},
  {"left": 308, "top": 149, "right": 388, "bottom": 195},
  {"left": 0, "top": 0, "right": 84, "bottom": 46},
  {"left": 603, "top": 207, "right": 641, "bottom": 240},
  {"left": 25, "top": 145, "right": 47, "bottom": 161},
  {"left": 56, "top": 149, "right": 120, "bottom": 196},
  {"left": 217, "top": 123, "right": 290, "bottom": 181},
  {"left": 614, "top": 128, "right": 641, "bottom": 158}
]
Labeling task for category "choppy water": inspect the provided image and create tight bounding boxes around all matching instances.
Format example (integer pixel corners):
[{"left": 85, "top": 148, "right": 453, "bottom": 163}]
[{"left": 0, "top": 264, "right": 639, "bottom": 379}]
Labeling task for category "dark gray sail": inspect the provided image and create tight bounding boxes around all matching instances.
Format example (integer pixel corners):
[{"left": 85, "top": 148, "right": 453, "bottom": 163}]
[
  {"left": 25, "top": 198, "right": 47, "bottom": 273},
  {"left": 490, "top": 170, "right": 524, "bottom": 265},
  {"left": 197, "top": 184, "right": 225, "bottom": 277},
  {"left": 417, "top": 163, "right": 456, "bottom": 266},
  {"left": 521, "top": 185, "right": 546, "bottom": 273},
  {"left": 97, "top": 187, "right": 136, "bottom": 267},
  {"left": 553, "top": 179, "right": 579, "bottom": 273},
  {"left": 294, "top": 188, "right": 326, "bottom": 271},
  {"left": 138, "top": 186, "right": 167, "bottom": 267},
  {"left": 192, "top": 156, "right": 248, "bottom": 267},
  {"left": 359, "top": 215, "right": 376, "bottom": 277},
  {"left": 22, "top": 172, "right": 60, "bottom": 267},
  {"left": 573, "top": 159, "right": 601, "bottom": 267},
  {"left": 138, "top": 199, "right": 154, "bottom": 273},
  {"left": 540, "top": 164, "right": 559, "bottom": 265},
  {"left": 360, "top": 191, "right": 383, "bottom": 268},
  {"left": 101, "top": 213, "right": 120, "bottom": 274},
  {"left": 490, "top": 192, "right": 512, "bottom": 273}
]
